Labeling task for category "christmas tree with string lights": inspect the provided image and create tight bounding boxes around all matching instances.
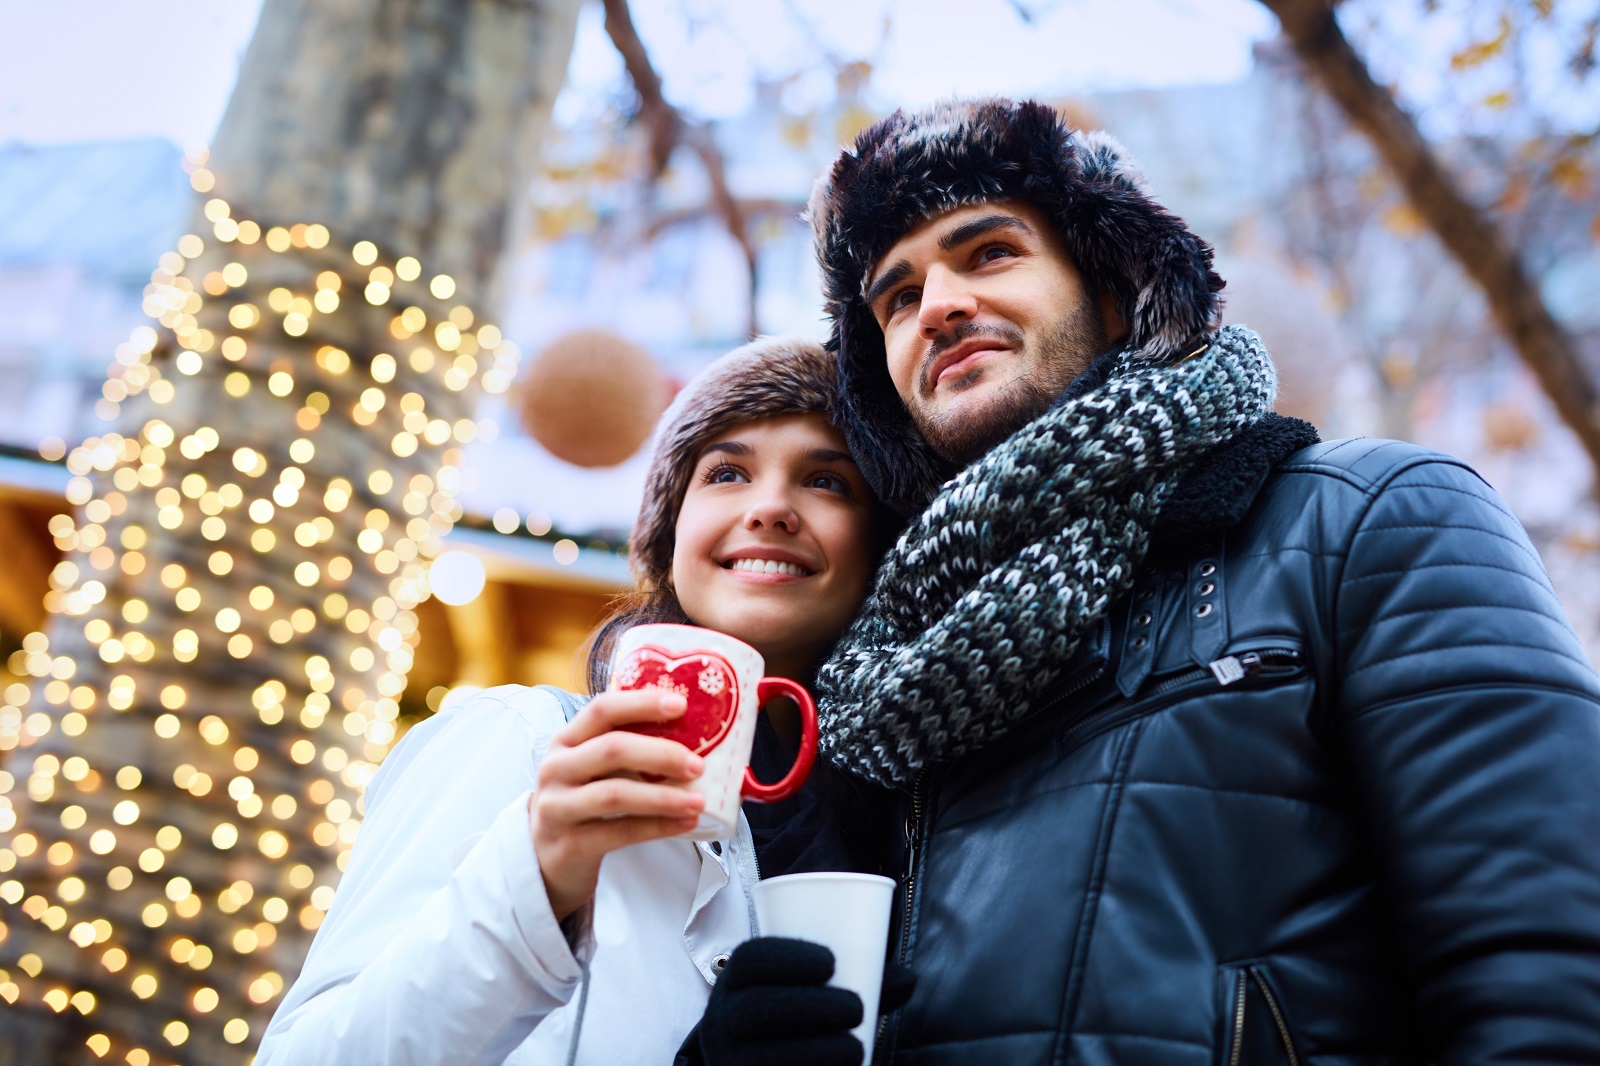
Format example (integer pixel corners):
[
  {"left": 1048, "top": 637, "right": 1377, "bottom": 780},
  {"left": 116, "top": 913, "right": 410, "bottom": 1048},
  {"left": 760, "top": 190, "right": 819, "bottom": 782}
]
[
  {"left": 0, "top": 190, "right": 521, "bottom": 1063},
  {"left": 0, "top": 0, "right": 583, "bottom": 1061}
]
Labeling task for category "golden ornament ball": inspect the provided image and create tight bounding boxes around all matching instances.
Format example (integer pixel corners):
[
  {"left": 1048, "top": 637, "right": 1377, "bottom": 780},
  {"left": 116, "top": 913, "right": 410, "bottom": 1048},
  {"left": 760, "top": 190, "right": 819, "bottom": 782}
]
[
  {"left": 1482, "top": 400, "right": 1538, "bottom": 453},
  {"left": 518, "top": 329, "right": 671, "bottom": 467}
]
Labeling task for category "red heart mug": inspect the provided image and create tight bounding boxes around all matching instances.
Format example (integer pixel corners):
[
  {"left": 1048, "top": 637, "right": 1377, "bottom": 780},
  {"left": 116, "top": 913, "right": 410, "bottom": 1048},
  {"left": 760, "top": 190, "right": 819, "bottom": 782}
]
[{"left": 612, "top": 623, "right": 819, "bottom": 839}]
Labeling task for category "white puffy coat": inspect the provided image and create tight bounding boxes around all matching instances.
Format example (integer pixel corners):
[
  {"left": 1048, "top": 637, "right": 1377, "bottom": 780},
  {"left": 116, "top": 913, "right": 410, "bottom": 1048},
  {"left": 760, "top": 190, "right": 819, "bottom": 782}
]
[{"left": 257, "top": 685, "right": 755, "bottom": 1065}]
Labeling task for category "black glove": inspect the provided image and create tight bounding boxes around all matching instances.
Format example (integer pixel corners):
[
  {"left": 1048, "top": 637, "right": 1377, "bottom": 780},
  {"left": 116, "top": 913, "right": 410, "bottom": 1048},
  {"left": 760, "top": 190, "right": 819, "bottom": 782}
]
[{"left": 680, "top": 936, "right": 865, "bottom": 1066}]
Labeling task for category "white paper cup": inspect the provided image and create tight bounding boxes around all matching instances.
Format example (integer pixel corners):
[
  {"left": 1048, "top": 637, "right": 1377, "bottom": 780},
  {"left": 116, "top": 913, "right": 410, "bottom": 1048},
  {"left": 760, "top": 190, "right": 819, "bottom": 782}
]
[{"left": 751, "top": 872, "right": 896, "bottom": 1062}]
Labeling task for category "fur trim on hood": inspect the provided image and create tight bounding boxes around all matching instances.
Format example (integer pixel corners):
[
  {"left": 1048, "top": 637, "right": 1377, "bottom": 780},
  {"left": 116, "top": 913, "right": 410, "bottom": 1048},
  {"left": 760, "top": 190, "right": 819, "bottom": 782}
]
[
  {"left": 808, "top": 98, "right": 1226, "bottom": 514},
  {"left": 630, "top": 335, "right": 842, "bottom": 588}
]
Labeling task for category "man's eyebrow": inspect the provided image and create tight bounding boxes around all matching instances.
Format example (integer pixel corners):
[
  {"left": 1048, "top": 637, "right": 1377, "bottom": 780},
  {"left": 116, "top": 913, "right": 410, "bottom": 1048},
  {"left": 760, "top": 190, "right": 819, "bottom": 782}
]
[
  {"left": 938, "top": 213, "right": 1035, "bottom": 252},
  {"left": 863, "top": 261, "right": 912, "bottom": 311},
  {"left": 864, "top": 214, "right": 1037, "bottom": 310}
]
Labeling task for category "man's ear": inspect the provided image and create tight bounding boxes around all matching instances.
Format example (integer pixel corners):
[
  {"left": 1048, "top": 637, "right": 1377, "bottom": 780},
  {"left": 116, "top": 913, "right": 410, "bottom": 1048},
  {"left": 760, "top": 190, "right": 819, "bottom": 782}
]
[{"left": 1098, "top": 288, "right": 1128, "bottom": 345}]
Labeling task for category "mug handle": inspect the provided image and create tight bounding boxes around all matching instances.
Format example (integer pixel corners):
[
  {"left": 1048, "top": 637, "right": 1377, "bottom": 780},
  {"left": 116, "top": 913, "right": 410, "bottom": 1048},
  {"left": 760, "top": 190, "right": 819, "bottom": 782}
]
[{"left": 742, "top": 676, "right": 819, "bottom": 803}]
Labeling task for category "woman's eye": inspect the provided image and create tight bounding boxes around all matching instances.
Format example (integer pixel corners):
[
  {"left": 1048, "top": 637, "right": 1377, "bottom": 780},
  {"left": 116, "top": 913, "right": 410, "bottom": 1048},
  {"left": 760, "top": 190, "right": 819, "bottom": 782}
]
[
  {"left": 808, "top": 472, "right": 851, "bottom": 494},
  {"left": 701, "top": 464, "right": 747, "bottom": 485}
]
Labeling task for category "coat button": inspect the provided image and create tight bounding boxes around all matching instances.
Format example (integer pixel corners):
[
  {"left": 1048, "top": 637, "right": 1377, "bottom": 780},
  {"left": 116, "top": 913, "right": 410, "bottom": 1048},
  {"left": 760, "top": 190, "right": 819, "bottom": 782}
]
[
  {"left": 1199, "top": 562, "right": 1217, "bottom": 577},
  {"left": 1195, "top": 602, "right": 1214, "bottom": 618},
  {"left": 1198, "top": 582, "right": 1215, "bottom": 597},
  {"left": 1133, "top": 636, "right": 1148, "bottom": 649},
  {"left": 1135, "top": 612, "right": 1152, "bottom": 627},
  {"left": 713, "top": 953, "right": 730, "bottom": 973}
]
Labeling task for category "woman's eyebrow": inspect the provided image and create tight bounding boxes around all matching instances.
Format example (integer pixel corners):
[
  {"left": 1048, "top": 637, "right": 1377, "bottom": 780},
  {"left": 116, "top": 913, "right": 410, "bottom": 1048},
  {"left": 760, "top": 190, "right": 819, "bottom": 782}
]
[
  {"left": 699, "top": 440, "right": 751, "bottom": 459},
  {"left": 700, "top": 442, "right": 853, "bottom": 464}
]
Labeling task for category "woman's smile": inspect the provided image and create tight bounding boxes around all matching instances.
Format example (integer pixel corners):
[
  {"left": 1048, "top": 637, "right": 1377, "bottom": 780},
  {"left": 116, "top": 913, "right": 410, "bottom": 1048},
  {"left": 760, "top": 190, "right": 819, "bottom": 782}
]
[
  {"left": 721, "top": 550, "right": 815, "bottom": 580},
  {"left": 671, "top": 412, "right": 873, "bottom": 678}
]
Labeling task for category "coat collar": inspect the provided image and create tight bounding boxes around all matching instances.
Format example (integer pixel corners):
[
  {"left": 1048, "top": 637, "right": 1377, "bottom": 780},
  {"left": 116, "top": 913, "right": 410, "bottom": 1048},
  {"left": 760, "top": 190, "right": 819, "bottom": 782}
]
[{"left": 1150, "top": 413, "right": 1321, "bottom": 542}]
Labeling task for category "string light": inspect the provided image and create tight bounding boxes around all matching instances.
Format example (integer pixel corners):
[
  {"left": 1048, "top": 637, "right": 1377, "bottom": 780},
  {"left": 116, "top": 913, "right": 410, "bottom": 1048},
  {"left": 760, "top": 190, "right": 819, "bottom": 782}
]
[{"left": 0, "top": 182, "right": 522, "bottom": 1063}]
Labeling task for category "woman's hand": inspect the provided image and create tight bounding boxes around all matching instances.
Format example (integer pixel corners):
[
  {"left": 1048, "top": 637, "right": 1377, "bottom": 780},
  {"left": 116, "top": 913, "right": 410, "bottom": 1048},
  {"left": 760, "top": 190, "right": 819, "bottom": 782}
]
[{"left": 532, "top": 689, "right": 707, "bottom": 921}]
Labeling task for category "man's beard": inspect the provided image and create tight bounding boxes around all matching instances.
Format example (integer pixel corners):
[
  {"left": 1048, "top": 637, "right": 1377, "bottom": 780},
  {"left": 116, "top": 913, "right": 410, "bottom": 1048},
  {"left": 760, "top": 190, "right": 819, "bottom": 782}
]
[{"left": 914, "top": 301, "right": 1109, "bottom": 467}]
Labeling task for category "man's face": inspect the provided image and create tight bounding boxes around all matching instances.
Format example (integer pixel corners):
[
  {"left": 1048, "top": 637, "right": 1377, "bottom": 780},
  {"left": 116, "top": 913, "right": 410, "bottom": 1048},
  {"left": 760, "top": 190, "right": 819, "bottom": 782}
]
[{"left": 866, "top": 201, "right": 1115, "bottom": 464}]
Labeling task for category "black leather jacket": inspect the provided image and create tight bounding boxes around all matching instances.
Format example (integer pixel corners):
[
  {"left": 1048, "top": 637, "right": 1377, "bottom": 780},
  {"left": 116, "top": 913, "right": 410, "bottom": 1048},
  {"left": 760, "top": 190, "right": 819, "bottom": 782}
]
[{"left": 878, "top": 436, "right": 1600, "bottom": 1065}]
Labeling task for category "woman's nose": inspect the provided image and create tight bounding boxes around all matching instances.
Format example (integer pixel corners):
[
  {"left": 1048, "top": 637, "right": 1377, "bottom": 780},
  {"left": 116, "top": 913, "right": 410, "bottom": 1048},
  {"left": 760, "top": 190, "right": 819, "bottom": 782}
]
[
  {"left": 742, "top": 489, "right": 800, "bottom": 533},
  {"left": 918, "top": 265, "right": 976, "bottom": 335}
]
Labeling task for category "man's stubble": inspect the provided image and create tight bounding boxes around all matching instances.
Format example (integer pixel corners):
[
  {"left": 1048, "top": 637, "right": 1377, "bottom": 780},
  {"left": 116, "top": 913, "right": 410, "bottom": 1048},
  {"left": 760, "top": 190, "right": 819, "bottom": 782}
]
[{"left": 914, "top": 299, "right": 1109, "bottom": 467}]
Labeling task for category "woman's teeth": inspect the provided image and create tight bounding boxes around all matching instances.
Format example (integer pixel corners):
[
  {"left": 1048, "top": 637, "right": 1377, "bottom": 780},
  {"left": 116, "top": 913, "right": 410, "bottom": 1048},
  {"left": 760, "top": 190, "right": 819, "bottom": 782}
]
[{"left": 728, "top": 558, "right": 809, "bottom": 577}]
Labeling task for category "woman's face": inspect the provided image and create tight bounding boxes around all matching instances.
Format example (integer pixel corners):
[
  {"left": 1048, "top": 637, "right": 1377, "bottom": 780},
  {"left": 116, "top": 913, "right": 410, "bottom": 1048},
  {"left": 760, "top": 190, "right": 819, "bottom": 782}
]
[{"left": 671, "top": 412, "right": 874, "bottom": 678}]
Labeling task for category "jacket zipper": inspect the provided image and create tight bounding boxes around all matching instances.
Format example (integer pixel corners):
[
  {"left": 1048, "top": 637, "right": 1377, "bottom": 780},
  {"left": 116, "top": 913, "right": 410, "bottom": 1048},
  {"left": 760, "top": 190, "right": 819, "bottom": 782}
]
[
  {"left": 1227, "top": 965, "right": 1300, "bottom": 1066},
  {"left": 900, "top": 771, "right": 926, "bottom": 966},
  {"left": 735, "top": 811, "right": 759, "bottom": 940},
  {"left": 1060, "top": 648, "right": 1303, "bottom": 754},
  {"left": 1155, "top": 648, "right": 1304, "bottom": 699},
  {"left": 876, "top": 770, "right": 926, "bottom": 1057},
  {"left": 1252, "top": 967, "right": 1300, "bottom": 1066},
  {"left": 1228, "top": 969, "right": 1248, "bottom": 1066}
]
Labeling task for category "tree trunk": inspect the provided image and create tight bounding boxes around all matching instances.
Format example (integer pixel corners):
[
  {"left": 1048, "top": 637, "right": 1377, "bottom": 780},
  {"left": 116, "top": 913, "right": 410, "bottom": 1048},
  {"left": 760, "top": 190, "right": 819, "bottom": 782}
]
[
  {"left": 0, "top": 1, "right": 582, "bottom": 1063},
  {"left": 1257, "top": 0, "right": 1600, "bottom": 481}
]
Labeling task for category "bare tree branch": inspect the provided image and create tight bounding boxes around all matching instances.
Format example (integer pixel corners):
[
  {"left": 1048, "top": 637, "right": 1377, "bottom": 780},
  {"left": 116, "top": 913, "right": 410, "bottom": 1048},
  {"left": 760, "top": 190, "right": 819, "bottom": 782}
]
[
  {"left": 599, "top": 0, "right": 678, "bottom": 176},
  {"left": 1258, "top": 0, "right": 1600, "bottom": 481},
  {"left": 643, "top": 198, "right": 803, "bottom": 242},
  {"left": 600, "top": 0, "right": 762, "bottom": 339}
]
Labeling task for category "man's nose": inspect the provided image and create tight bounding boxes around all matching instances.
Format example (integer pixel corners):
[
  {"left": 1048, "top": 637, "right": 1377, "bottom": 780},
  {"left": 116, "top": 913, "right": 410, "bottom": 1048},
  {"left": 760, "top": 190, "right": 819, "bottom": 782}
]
[{"left": 918, "top": 265, "right": 976, "bottom": 335}]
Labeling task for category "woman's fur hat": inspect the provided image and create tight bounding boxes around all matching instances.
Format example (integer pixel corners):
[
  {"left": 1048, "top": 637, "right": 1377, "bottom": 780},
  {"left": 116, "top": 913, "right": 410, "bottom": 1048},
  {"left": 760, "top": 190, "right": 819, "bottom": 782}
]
[
  {"left": 630, "top": 335, "right": 842, "bottom": 588},
  {"left": 808, "top": 97, "right": 1226, "bottom": 514}
]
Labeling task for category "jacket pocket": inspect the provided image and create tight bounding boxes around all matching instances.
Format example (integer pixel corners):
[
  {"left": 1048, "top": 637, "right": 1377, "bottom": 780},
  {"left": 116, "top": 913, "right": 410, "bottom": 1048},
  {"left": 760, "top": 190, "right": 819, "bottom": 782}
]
[
  {"left": 1216, "top": 961, "right": 1302, "bottom": 1066},
  {"left": 1060, "top": 644, "right": 1307, "bottom": 756}
]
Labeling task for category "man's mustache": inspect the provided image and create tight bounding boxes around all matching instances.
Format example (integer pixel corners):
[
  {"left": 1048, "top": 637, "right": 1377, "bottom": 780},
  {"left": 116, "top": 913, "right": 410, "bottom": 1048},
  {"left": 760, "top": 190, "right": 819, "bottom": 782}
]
[{"left": 919, "top": 322, "right": 1026, "bottom": 390}]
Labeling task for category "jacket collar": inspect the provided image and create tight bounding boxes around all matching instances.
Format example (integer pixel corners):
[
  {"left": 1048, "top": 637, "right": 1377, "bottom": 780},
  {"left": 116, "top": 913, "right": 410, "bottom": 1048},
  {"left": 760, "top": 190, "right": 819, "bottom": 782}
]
[{"left": 1150, "top": 413, "right": 1321, "bottom": 542}]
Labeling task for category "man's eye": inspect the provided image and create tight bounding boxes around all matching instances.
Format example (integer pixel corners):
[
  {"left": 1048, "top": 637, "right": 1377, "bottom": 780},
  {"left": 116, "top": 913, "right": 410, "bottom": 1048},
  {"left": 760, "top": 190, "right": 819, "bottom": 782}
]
[
  {"left": 891, "top": 288, "right": 920, "bottom": 311},
  {"left": 978, "top": 244, "right": 1013, "bottom": 262}
]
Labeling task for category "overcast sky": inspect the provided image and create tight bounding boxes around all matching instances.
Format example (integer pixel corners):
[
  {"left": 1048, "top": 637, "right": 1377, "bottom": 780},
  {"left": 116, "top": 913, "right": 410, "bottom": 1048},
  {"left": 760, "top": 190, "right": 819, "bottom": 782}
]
[{"left": 0, "top": 0, "right": 1277, "bottom": 150}]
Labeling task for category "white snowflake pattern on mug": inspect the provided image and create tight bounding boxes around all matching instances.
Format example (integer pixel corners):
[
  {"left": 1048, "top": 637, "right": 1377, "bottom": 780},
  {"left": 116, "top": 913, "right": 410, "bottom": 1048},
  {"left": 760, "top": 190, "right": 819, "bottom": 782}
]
[
  {"left": 652, "top": 675, "right": 688, "bottom": 698},
  {"left": 615, "top": 656, "right": 643, "bottom": 688},
  {"left": 698, "top": 665, "right": 728, "bottom": 696}
]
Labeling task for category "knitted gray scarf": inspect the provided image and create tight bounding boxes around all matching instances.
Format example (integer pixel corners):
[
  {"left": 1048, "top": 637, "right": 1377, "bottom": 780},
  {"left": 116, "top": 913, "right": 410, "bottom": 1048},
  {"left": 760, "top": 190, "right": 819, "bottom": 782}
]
[{"left": 816, "top": 326, "right": 1278, "bottom": 788}]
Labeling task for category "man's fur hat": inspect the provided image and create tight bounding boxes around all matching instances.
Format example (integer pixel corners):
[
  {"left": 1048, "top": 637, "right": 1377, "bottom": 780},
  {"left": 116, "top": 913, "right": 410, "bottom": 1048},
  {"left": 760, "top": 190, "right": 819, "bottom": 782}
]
[
  {"left": 630, "top": 335, "right": 843, "bottom": 588},
  {"left": 808, "top": 97, "right": 1225, "bottom": 513}
]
